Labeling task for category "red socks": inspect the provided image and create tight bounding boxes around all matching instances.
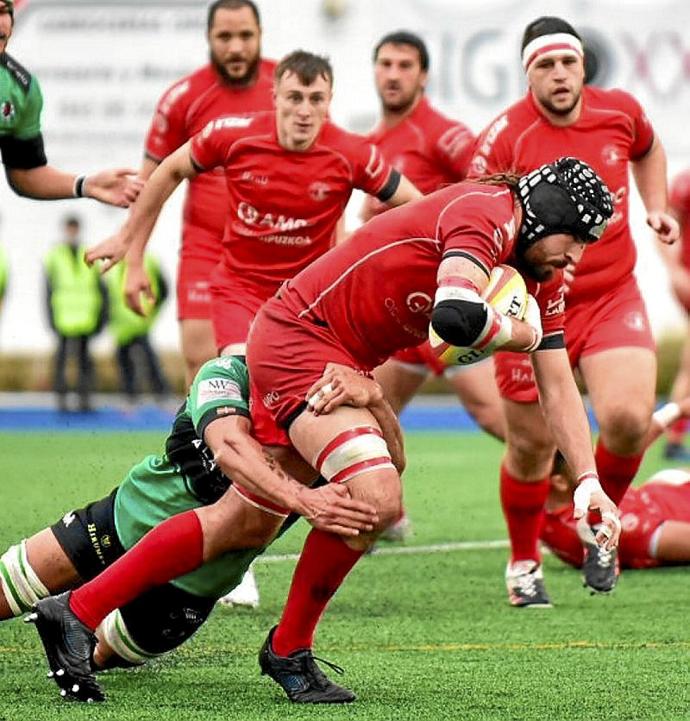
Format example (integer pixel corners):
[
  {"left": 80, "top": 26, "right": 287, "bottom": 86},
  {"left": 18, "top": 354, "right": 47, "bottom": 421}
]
[
  {"left": 70, "top": 510, "right": 203, "bottom": 631},
  {"left": 500, "top": 464, "right": 551, "bottom": 564},
  {"left": 595, "top": 441, "right": 642, "bottom": 505},
  {"left": 271, "top": 529, "right": 364, "bottom": 657}
]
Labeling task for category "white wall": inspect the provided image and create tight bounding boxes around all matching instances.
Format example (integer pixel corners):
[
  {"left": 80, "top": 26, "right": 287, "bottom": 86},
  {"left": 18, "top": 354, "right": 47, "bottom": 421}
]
[{"left": 1, "top": 0, "right": 689, "bottom": 352}]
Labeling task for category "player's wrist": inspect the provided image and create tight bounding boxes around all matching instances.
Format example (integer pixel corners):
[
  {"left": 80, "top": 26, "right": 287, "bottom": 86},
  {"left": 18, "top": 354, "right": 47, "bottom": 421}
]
[
  {"left": 73, "top": 174, "right": 88, "bottom": 198},
  {"left": 575, "top": 471, "right": 602, "bottom": 494}
]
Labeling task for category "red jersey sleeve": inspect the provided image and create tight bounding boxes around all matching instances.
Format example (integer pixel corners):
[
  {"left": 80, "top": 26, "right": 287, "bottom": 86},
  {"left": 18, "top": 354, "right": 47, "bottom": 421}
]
[
  {"left": 438, "top": 186, "right": 516, "bottom": 277},
  {"left": 190, "top": 115, "right": 257, "bottom": 172},
  {"left": 608, "top": 88, "right": 655, "bottom": 160},
  {"left": 670, "top": 170, "right": 690, "bottom": 215},
  {"left": 468, "top": 113, "right": 514, "bottom": 177},
  {"left": 144, "top": 78, "right": 194, "bottom": 162},
  {"left": 432, "top": 121, "right": 476, "bottom": 180},
  {"left": 346, "top": 133, "right": 399, "bottom": 199},
  {"left": 532, "top": 273, "right": 565, "bottom": 337}
]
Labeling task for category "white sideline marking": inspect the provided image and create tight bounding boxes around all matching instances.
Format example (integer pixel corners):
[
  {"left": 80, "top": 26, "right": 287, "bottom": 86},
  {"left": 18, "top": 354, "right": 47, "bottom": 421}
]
[{"left": 257, "top": 539, "right": 510, "bottom": 564}]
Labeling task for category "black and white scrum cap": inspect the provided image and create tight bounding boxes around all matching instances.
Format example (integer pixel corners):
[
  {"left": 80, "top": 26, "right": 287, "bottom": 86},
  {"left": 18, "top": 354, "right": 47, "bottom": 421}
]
[{"left": 517, "top": 157, "right": 613, "bottom": 248}]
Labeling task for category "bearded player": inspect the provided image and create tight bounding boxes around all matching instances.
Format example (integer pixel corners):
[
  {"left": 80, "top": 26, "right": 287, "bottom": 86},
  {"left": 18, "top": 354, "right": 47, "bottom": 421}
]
[
  {"left": 32, "top": 158, "right": 621, "bottom": 704},
  {"left": 141, "top": 0, "right": 275, "bottom": 386},
  {"left": 470, "top": 16, "right": 679, "bottom": 605}
]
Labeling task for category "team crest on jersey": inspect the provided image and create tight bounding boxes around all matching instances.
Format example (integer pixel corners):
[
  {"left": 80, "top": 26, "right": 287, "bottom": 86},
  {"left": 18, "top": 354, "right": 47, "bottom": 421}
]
[
  {"left": 602, "top": 144, "right": 621, "bottom": 165},
  {"left": 1, "top": 101, "right": 15, "bottom": 122},
  {"left": 309, "top": 181, "right": 331, "bottom": 201}
]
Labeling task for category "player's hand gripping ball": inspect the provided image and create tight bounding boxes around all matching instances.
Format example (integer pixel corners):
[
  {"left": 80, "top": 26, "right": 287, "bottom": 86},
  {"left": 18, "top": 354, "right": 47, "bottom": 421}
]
[{"left": 430, "top": 264, "right": 528, "bottom": 366}]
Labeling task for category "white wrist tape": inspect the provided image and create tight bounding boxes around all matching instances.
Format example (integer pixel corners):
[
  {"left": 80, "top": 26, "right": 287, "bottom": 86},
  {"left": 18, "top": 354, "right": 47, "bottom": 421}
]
[
  {"left": 573, "top": 472, "right": 603, "bottom": 515},
  {"left": 652, "top": 402, "right": 681, "bottom": 429}
]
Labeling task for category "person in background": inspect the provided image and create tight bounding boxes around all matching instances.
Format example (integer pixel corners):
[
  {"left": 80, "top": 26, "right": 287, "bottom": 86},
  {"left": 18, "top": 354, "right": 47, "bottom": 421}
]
[
  {"left": 107, "top": 255, "right": 171, "bottom": 403},
  {"left": 44, "top": 216, "right": 106, "bottom": 413},
  {"left": 0, "top": 0, "right": 140, "bottom": 205}
]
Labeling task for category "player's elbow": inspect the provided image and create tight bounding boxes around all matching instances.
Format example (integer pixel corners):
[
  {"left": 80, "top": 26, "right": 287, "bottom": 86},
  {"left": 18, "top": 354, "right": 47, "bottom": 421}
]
[{"left": 431, "top": 299, "right": 487, "bottom": 347}]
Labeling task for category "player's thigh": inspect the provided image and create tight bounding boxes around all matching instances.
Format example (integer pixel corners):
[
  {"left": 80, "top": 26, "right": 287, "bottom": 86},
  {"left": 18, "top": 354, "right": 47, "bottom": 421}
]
[
  {"left": 373, "top": 358, "right": 427, "bottom": 414},
  {"left": 289, "top": 405, "right": 402, "bottom": 521},
  {"left": 579, "top": 347, "right": 656, "bottom": 448},
  {"left": 179, "top": 318, "right": 216, "bottom": 386},
  {"left": 502, "top": 398, "right": 555, "bottom": 480},
  {"left": 446, "top": 359, "right": 505, "bottom": 440}
]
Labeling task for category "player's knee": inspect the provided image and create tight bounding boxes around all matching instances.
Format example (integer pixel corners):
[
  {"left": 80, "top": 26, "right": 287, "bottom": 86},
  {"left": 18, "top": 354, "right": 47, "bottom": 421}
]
[
  {"left": 0, "top": 541, "right": 51, "bottom": 618},
  {"left": 598, "top": 403, "right": 652, "bottom": 449},
  {"left": 314, "top": 425, "right": 402, "bottom": 527}
]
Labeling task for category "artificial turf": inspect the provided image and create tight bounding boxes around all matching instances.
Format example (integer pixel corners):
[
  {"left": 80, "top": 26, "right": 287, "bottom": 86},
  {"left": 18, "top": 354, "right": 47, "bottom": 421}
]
[{"left": 0, "top": 430, "right": 688, "bottom": 720}]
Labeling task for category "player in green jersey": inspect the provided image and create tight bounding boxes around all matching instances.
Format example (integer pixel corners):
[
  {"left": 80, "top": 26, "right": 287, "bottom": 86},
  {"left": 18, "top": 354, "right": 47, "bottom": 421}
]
[
  {"left": 1, "top": 357, "right": 386, "bottom": 686},
  {"left": 0, "top": 0, "right": 140, "bottom": 205}
]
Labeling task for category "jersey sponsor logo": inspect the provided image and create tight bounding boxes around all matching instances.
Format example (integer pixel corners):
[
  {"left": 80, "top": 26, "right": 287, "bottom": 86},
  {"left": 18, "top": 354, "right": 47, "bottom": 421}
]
[
  {"left": 406, "top": 291, "right": 433, "bottom": 314},
  {"left": 620, "top": 512, "right": 640, "bottom": 532},
  {"left": 263, "top": 390, "right": 280, "bottom": 408},
  {"left": 202, "top": 115, "right": 253, "bottom": 138},
  {"left": 309, "top": 181, "right": 331, "bottom": 201},
  {"left": 384, "top": 297, "right": 427, "bottom": 340},
  {"left": 0, "top": 100, "right": 15, "bottom": 122},
  {"left": 237, "top": 202, "right": 310, "bottom": 232},
  {"left": 197, "top": 378, "right": 243, "bottom": 407},
  {"left": 213, "top": 357, "right": 236, "bottom": 369},
  {"left": 242, "top": 170, "right": 268, "bottom": 186},
  {"left": 62, "top": 511, "right": 76, "bottom": 527},
  {"left": 544, "top": 291, "right": 565, "bottom": 317}
]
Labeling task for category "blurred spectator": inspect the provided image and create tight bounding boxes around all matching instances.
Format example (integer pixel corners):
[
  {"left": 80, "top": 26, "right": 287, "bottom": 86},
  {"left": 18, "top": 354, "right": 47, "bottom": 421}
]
[
  {"left": 660, "top": 169, "right": 690, "bottom": 460},
  {"left": 107, "top": 255, "right": 171, "bottom": 402},
  {"left": 44, "top": 216, "right": 106, "bottom": 412},
  {"left": 0, "top": 239, "right": 7, "bottom": 319}
]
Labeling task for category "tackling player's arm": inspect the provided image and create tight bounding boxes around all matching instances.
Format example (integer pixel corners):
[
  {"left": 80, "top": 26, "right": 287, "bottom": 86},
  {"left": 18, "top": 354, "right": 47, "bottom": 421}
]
[
  {"left": 384, "top": 173, "right": 422, "bottom": 208},
  {"left": 203, "top": 413, "right": 378, "bottom": 535}
]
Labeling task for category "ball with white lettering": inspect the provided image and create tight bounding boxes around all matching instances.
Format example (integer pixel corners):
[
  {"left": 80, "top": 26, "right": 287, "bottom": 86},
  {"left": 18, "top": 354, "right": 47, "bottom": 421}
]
[{"left": 430, "top": 264, "right": 528, "bottom": 366}]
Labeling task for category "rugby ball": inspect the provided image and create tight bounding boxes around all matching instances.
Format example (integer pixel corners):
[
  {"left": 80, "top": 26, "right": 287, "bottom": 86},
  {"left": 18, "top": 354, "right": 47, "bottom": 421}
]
[{"left": 429, "top": 264, "right": 528, "bottom": 366}]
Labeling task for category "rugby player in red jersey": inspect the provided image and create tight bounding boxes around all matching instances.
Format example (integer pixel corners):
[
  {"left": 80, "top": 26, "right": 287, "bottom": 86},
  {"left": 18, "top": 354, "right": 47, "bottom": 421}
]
[
  {"left": 88, "top": 51, "right": 420, "bottom": 353},
  {"left": 241, "top": 157, "right": 620, "bottom": 701},
  {"left": 543, "top": 398, "right": 690, "bottom": 573},
  {"left": 364, "top": 32, "right": 504, "bottom": 479},
  {"left": 469, "top": 16, "right": 680, "bottom": 605},
  {"left": 138, "top": 0, "right": 275, "bottom": 385},
  {"left": 37, "top": 158, "right": 620, "bottom": 704},
  {"left": 658, "top": 170, "right": 690, "bottom": 460}
]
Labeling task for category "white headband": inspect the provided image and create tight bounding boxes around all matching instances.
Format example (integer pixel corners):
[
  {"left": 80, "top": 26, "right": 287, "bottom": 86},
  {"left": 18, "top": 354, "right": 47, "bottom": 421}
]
[{"left": 522, "top": 32, "right": 583, "bottom": 72}]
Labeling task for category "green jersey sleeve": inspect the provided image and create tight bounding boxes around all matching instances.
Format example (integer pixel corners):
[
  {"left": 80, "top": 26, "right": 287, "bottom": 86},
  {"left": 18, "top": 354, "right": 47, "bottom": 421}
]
[
  {"left": 188, "top": 356, "right": 250, "bottom": 438},
  {"left": 14, "top": 74, "right": 43, "bottom": 139}
]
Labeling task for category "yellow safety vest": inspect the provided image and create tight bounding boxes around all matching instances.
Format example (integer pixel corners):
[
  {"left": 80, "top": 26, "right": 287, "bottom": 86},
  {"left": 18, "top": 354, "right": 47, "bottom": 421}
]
[
  {"left": 0, "top": 246, "right": 7, "bottom": 304},
  {"left": 107, "top": 257, "right": 161, "bottom": 345},
  {"left": 45, "top": 244, "right": 102, "bottom": 336}
]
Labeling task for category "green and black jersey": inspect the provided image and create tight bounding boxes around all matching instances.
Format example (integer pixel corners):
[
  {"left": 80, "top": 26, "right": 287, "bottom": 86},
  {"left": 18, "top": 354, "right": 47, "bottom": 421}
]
[
  {"left": 0, "top": 51, "right": 47, "bottom": 169},
  {"left": 114, "top": 356, "right": 258, "bottom": 598}
]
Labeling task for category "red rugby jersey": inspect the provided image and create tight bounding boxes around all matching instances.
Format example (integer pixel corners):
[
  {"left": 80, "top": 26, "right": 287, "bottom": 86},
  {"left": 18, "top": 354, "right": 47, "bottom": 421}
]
[
  {"left": 144, "top": 60, "right": 276, "bottom": 261},
  {"left": 541, "top": 476, "right": 690, "bottom": 569},
  {"left": 190, "top": 111, "right": 398, "bottom": 294},
  {"left": 363, "top": 96, "right": 475, "bottom": 216},
  {"left": 279, "top": 181, "right": 565, "bottom": 370},
  {"left": 669, "top": 169, "right": 690, "bottom": 271},
  {"left": 470, "top": 86, "right": 654, "bottom": 303}
]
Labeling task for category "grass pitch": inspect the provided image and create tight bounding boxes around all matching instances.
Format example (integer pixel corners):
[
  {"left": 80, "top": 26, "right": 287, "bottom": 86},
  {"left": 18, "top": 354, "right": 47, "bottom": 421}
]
[{"left": 0, "top": 430, "right": 688, "bottom": 720}]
